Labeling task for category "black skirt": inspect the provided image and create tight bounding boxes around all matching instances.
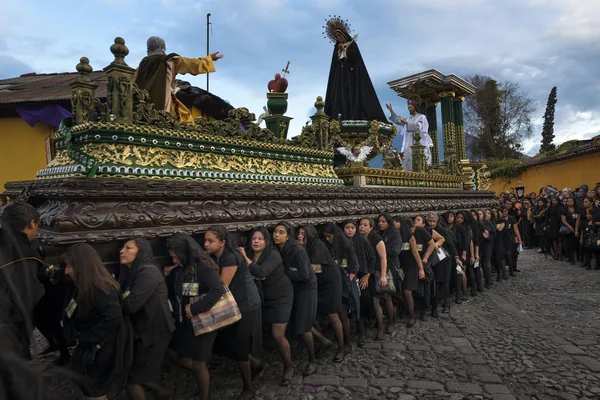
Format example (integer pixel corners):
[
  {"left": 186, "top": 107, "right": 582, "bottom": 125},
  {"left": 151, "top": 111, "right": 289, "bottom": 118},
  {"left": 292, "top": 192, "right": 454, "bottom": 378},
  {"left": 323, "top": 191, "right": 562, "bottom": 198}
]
[
  {"left": 291, "top": 287, "right": 317, "bottom": 335},
  {"left": 433, "top": 258, "right": 450, "bottom": 283},
  {"left": 262, "top": 292, "right": 293, "bottom": 325},
  {"left": 71, "top": 340, "right": 117, "bottom": 397},
  {"left": 316, "top": 264, "right": 342, "bottom": 315},
  {"left": 169, "top": 320, "right": 217, "bottom": 362},
  {"left": 130, "top": 336, "right": 170, "bottom": 385},
  {"left": 402, "top": 264, "right": 419, "bottom": 291},
  {"left": 215, "top": 305, "right": 262, "bottom": 361}
]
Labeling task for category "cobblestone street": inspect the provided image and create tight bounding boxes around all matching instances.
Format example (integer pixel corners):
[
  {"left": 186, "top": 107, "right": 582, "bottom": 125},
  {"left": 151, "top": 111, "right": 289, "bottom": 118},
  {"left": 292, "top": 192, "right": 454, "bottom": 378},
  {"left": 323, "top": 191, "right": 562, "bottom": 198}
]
[{"left": 38, "top": 249, "right": 600, "bottom": 400}]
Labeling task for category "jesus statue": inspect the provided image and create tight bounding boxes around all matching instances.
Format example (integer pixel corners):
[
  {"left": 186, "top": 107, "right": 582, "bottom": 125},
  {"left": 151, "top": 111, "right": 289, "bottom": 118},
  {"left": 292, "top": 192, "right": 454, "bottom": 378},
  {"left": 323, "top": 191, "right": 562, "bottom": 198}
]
[{"left": 386, "top": 101, "right": 433, "bottom": 172}]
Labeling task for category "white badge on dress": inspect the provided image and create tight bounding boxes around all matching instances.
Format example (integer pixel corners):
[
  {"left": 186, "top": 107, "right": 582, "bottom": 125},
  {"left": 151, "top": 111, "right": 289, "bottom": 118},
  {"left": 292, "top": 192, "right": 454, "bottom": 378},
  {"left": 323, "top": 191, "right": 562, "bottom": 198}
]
[
  {"left": 182, "top": 283, "right": 199, "bottom": 296},
  {"left": 402, "top": 242, "right": 410, "bottom": 251},
  {"left": 65, "top": 298, "right": 77, "bottom": 319}
]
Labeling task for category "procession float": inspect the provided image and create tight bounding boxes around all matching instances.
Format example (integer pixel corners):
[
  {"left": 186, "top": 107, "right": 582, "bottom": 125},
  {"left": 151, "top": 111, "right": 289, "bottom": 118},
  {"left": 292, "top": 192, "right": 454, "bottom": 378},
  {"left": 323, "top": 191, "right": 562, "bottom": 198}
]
[{"left": 3, "top": 26, "right": 494, "bottom": 267}]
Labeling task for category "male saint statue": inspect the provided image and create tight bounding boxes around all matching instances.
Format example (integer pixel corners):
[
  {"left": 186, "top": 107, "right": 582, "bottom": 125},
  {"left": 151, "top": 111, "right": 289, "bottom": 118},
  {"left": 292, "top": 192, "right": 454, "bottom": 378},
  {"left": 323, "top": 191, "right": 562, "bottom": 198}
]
[
  {"left": 134, "top": 36, "right": 223, "bottom": 125},
  {"left": 386, "top": 102, "right": 433, "bottom": 172}
]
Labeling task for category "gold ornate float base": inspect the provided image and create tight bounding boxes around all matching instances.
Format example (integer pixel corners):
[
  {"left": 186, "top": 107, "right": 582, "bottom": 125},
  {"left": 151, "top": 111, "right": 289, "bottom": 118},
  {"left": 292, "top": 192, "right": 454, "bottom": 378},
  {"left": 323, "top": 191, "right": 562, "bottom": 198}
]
[{"left": 335, "top": 166, "right": 465, "bottom": 189}]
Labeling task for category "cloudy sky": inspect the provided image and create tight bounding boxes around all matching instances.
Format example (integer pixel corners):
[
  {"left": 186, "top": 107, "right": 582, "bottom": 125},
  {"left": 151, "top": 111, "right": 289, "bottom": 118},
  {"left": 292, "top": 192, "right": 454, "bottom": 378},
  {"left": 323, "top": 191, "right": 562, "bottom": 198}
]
[{"left": 1, "top": 0, "right": 599, "bottom": 154}]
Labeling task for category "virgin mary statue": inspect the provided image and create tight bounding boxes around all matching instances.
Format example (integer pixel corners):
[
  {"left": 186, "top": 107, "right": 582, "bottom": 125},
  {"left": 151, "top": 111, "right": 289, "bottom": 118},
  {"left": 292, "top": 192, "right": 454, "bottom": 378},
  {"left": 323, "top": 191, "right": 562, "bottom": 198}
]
[{"left": 323, "top": 16, "right": 387, "bottom": 123}]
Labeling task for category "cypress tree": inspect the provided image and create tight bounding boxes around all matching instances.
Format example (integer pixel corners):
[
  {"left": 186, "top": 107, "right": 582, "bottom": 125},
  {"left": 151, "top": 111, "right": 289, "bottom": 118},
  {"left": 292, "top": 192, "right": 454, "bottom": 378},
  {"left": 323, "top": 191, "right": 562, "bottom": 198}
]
[{"left": 540, "top": 86, "right": 557, "bottom": 152}]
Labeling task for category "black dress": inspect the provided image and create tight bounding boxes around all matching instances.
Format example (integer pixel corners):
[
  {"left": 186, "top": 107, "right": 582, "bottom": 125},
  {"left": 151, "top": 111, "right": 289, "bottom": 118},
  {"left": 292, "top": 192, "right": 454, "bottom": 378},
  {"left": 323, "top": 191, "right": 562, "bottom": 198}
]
[
  {"left": 306, "top": 236, "right": 342, "bottom": 315},
  {"left": 324, "top": 32, "right": 387, "bottom": 123},
  {"left": 545, "top": 205, "right": 564, "bottom": 240},
  {"left": 214, "top": 248, "right": 262, "bottom": 361},
  {"left": 400, "top": 227, "right": 431, "bottom": 291},
  {"left": 380, "top": 228, "right": 402, "bottom": 290},
  {"left": 247, "top": 249, "right": 294, "bottom": 325},
  {"left": 63, "top": 286, "right": 127, "bottom": 397},
  {"left": 277, "top": 240, "right": 318, "bottom": 335},
  {"left": 168, "top": 263, "right": 224, "bottom": 362},
  {"left": 119, "top": 240, "right": 175, "bottom": 386},
  {"left": 366, "top": 231, "right": 388, "bottom": 297}
]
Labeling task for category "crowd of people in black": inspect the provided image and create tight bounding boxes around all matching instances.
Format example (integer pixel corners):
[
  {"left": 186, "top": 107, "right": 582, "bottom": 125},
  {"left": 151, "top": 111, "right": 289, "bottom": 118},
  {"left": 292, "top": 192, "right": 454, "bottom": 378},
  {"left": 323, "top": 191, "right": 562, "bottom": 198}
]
[
  {"left": 497, "top": 183, "right": 600, "bottom": 270},
  {"left": 1, "top": 186, "right": 599, "bottom": 400}
]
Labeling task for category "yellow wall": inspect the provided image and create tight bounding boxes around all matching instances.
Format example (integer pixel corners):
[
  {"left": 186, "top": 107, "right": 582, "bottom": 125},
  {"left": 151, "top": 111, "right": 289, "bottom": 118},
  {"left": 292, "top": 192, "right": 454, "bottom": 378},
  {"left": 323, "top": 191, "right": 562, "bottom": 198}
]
[
  {"left": 0, "top": 118, "right": 54, "bottom": 191},
  {"left": 490, "top": 153, "right": 600, "bottom": 195}
]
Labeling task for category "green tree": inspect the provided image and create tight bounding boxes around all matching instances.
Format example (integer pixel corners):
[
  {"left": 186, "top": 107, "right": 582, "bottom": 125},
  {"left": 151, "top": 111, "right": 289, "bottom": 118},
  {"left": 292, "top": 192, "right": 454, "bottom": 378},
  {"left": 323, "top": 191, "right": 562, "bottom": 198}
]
[
  {"left": 464, "top": 75, "right": 535, "bottom": 160},
  {"left": 540, "top": 86, "right": 557, "bottom": 152}
]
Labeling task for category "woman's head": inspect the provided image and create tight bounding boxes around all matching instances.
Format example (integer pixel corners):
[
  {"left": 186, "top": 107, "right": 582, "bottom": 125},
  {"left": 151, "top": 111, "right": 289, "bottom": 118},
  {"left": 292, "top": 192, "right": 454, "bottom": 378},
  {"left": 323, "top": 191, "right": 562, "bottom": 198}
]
[
  {"left": 583, "top": 197, "right": 593, "bottom": 208},
  {"left": 476, "top": 209, "right": 484, "bottom": 221},
  {"left": 484, "top": 209, "right": 493, "bottom": 221},
  {"left": 63, "top": 243, "right": 119, "bottom": 307},
  {"left": 359, "top": 218, "right": 374, "bottom": 236},
  {"left": 413, "top": 215, "right": 425, "bottom": 228},
  {"left": 550, "top": 196, "right": 559, "bottom": 206},
  {"left": 444, "top": 211, "right": 455, "bottom": 225},
  {"left": 566, "top": 197, "right": 575, "bottom": 208},
  {"left": 399, "top": 217, "right": 414, "bottom": 240},
  {"left": 377, "top": 213, "right": 393, "bottom": 232},
  {"left": 273, "top": 221, "right": 293, "bottom": 248},
  {"left": 167, "top": 234, "right": 218, "bottom": 270},
  {"left": 119, "top": 239, "right": 149, "bottom": 267},
  {"left": 426, "top": 213, "right": 438, "bottom": 229},
  {"left": 250, "top": 229, "right": 268, "bottom": 253},
  {"left": 204, "top": 225, "right": 236, "bottom": 256},
  {"left": 343, "top": 219, "right": 357, "bottom": 239}
]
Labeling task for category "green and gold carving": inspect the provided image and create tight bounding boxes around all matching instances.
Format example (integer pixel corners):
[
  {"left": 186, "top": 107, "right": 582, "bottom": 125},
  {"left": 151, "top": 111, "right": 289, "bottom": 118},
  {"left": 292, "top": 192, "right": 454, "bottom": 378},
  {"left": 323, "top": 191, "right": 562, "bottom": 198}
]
[
  {"left": 104, "top": 37, "right": 135, "bottom": 124},
  {"left": 425, "top": 103, "right": 440, "bottom": 165},
  {"left": 69, "top": 57, "right": 97, "bottom": 125},
  {"left": 80, "top": 143, "right": 338, "bottom": 178},
  {"left": 453, "top": 97, "right": 467, "bottom": 160},
  {"left": 440, "top": 95, "right": 458, "bottom": 174},
  {"left": 335, "top": 166, "right": 463, "bottom": 189}
]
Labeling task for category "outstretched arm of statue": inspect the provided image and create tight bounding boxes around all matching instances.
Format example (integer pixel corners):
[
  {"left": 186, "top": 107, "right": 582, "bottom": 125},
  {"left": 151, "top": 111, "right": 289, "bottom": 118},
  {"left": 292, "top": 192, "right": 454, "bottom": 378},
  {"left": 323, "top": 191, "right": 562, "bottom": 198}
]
[
  {"left": 173, "top": 55, "right": 217, "bottom": 76},
  {"left": 389, "top": 109, "right": 404, "bottom": 126}
]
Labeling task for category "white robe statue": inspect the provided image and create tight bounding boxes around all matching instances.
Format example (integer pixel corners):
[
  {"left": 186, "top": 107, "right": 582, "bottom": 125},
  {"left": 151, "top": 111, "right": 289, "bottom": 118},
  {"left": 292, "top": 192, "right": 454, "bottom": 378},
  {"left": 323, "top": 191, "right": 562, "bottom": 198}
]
[{"left": 389, "top": 110, "right": 433, "bottom": 172}]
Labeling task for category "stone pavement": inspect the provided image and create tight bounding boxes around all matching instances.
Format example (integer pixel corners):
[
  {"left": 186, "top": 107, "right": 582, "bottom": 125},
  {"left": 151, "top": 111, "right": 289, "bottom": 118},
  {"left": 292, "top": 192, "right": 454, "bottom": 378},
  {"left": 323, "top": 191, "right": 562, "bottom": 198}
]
[{"left": 37, "top": 250, "right": 600, "bottom": 399}]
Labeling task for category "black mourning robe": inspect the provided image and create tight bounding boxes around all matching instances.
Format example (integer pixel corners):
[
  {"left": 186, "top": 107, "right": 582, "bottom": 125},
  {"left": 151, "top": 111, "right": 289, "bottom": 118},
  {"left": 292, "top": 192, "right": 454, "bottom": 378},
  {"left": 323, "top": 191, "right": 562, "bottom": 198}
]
[{"left": 324, "top": 37, "right": 387, "bottom": 123}]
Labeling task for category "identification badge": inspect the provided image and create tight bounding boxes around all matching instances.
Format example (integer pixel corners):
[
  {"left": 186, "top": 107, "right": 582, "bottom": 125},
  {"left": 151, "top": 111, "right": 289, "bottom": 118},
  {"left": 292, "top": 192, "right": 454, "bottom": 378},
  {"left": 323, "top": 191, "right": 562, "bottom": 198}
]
[
  {"left": 340, "top": 259, "right": 348, "bottom": 268},
  {"left": 417, "top": 244, "right": 423, "bottom": 251},
  {"left": 573, "top": 214, "right": 578, "bottom": 219},
  {"left": 315, "top": 264, "right": 323, "bottom": 273},
  {"left": 122, "top": 290, "right": 131, "bottom": 299},
  {"left": 65, "top": 298, "right": 77, "bottom": 319},
  {"left": 496, "top": 224, "right": 501, "bottom": 229},
  {"left": 182, "top": 283, "right": 199, "bottom": 296},
  {"left": 402, "top": 242, "right": 410, "bottom": 251}
]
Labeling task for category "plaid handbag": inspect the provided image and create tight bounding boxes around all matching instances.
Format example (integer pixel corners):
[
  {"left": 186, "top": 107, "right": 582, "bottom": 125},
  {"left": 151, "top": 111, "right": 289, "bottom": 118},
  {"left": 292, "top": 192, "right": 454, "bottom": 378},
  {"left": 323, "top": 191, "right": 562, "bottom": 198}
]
[{"left": 189, "top": 286, "right": 242, "bottom": 336}]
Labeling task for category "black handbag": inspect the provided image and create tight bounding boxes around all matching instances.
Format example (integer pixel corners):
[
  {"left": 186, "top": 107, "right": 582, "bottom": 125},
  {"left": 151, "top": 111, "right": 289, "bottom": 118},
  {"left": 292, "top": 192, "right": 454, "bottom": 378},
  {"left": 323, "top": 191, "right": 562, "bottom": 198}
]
[
  {"left": 374, "top": 269, "right": 396, "bottom": 294},
  {"left": 585, "top": 231, "right": 600, "bottom": 251},
  {"left": 429, "top": 247, "right": 449, "bottom": 266}
]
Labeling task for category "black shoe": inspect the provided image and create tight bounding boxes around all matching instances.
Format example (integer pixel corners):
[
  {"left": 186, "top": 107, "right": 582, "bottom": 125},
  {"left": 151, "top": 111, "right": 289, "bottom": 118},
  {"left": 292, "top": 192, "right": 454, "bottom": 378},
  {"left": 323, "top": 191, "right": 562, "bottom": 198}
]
[
  {"left": 333, "top": 351, "right": 345, "bottom": 363},
  {"left": 236, "top": 389, "right": 255, "bottom": 400},
  {"left": 375, "top": 330, "right": 384, "bottom": 341},
  {"left": 502, "top": 274, "right": 508, "bottom": 280},
  {"left": 251, "top": 361, "right": 265, "bottom": 381},
  {"left": 303, "top": 362, "right": 317, "bottom": 377},
  {"left": 513, "top": 268, "right": 521, "bottom": 272},
  {"left": 406, "top": 319, "right": 416, "bottom": 328},
  {"left": 358, "top": 335, "right": 366, "bottom": 347},
  {"left": 41, "top": 344, "right": 59, "bottom": 355},
  {"left": 385, "top": 323, "right": 394, "bottom": 334},
  {"left": 509, "top": 271, "right": 516, "bottom": 277},
  {"left": 485, "top": 283, "right": 492, "bottom": 289},
  {"left": 280, "top": 366, "right": 294, "bottom": 387},
  {"left": 442, "top": 306, "right": 449, "bottom": 314},
  {"left": 431, "top": 310, "right": 439, "bottom": 318},
  {"left": 477, "top": 286, "right": 484, "bottom": 293},
  {"left": 420, "top": 312, "right": 429, "bottom": 322}
]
